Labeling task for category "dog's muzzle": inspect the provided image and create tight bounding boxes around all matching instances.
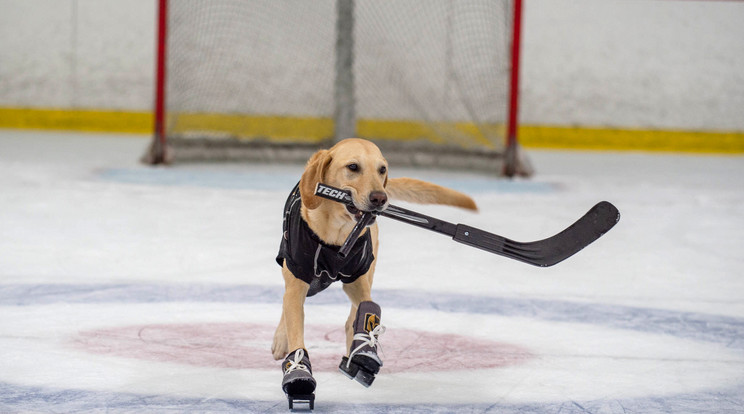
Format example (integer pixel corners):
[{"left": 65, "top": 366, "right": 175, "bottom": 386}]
[{"left": 345, "top": 191, "right": 387, "bottom": 223}]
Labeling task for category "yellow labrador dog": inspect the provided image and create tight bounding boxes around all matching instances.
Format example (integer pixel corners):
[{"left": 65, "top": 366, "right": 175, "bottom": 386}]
[{"left": 272, "top": 138, "right": 476, "bottom": 401}]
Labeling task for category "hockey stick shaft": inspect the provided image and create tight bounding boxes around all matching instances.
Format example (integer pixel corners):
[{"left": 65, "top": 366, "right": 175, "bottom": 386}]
[
  {"left": 338, "top": 212, "right": 376, "bottom": 258},
  {"left": 314, "top": 183, "right": 378, "bottom": 258},
  {"left": 315, "top": 183, "right": 481, "bottom": 239}
]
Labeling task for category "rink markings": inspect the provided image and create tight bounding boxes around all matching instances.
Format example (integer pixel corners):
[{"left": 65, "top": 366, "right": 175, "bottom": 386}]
[
  {"left": 71, "top": 322, "right": 533, "bottom": 373},
  {"left": 2, "top": 283, "right": 743, "bottom": 350},
  {"left": 1, "top": 283, "right": 743, "bottom": 413}
]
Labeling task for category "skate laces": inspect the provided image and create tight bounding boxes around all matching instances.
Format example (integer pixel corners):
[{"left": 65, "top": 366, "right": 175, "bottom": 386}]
[
  {"left": 346, "top": 324, "right": 386, "bottom": 368},
  {"left": 285, "top": 349, "right": 311, "bottom": 374}
]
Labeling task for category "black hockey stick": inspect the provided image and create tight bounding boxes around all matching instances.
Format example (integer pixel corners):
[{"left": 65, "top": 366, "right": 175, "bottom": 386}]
[
  {"left": 338, "top": 211, "right": 376, "bottom": 258},
  {"left": 314, "top": 183, "right": 620, "bottom": 267}
]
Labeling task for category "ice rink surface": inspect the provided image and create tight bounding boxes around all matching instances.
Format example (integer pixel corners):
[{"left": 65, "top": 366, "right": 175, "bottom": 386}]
[{"left": 1, "top": 130, "right": 743, "bottom": 413}]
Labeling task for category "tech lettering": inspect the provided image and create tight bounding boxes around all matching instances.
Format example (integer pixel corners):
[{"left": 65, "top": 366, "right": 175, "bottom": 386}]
[{"left": 319, "top": 185, "right": 348, "bottom": 200}]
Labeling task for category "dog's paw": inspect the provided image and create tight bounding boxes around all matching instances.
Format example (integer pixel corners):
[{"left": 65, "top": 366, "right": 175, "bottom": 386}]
[{"left": 271, "top": 335, "right": 289, "bottom": 360}]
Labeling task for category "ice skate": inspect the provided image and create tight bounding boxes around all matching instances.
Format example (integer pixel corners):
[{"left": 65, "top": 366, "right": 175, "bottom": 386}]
[
  {"left": 339, "top": 301, "right": 385, "bottom": 387},
  {"left": 282, "top": 348, "right": 315, "bottom": 410}
]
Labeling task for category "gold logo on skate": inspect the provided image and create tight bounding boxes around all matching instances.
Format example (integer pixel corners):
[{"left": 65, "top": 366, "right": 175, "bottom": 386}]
[{"left": 364, "top": 313, "right": 379, "bottom": 332}]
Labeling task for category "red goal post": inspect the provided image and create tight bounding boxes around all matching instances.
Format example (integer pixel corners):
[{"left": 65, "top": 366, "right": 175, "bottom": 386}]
[{"left": 145, "top": 0, "right": 531, "bottom": 177}]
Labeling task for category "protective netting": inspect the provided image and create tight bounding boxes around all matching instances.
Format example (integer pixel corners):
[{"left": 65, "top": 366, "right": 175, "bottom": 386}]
[{"left": 159, "top": 0, "right": 520, "bottom": 172}]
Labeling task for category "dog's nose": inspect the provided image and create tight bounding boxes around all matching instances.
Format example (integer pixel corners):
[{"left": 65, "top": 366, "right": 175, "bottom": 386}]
[{"left": 368, "top": 191, "right": 388, "bottom": 209}]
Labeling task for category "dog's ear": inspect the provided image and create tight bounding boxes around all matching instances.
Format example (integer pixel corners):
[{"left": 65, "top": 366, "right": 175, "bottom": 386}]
[{"left": 299, "top": 149, "right": 332, "bottom": 210}]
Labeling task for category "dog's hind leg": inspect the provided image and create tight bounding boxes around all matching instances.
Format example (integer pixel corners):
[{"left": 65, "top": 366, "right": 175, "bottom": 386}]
[{"left": 271, "top": 311, "right": 288, "bottom": 360}]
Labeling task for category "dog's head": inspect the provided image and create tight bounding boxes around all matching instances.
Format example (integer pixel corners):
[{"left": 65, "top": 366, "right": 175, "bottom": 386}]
[{"left": 299, "top": 138, "right": 389, "bottom": 221}]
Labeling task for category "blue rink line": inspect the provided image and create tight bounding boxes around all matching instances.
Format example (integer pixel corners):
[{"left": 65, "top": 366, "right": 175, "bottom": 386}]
[
  {"left": 2, "top": 283, "right": 743, "bottom": 350},
  {"left": 1, "top": 283, "right": 743, "bottom": 413},
  {"left": 97, "top": 168, "right": 558, "bottom": 194},
  {"left": 2, "top": 381, "right": 742, "bottom": 414}
]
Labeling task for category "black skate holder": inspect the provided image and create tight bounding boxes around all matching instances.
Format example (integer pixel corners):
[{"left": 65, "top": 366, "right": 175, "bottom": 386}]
[
  {"left": 287, "top": 393, "right": 315, "bottom": 411},
  {"left": 339, "top": 356, "right": 376, "bottom": 387}
]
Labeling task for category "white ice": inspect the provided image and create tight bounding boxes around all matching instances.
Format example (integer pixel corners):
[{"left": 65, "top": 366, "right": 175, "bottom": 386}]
[{"left": 1, "top": 129, "right": 743, "bottom": 413}]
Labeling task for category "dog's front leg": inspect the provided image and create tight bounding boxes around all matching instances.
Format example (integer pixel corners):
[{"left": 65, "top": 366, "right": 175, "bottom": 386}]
[
  {"left": 272, "top": 265, "right": 309, "bottom": 360},
  {"left": 342, "top": 273, "right": 373, "bottom": 352},
  {"left": 279, "top": 264, "right": 310, "bottom": 356},
  {"left": 340, "top": 270, "right": 385, "bottom": 387},
  {"left": 276, "top": 264, "right": 317, "bottom": 404}
]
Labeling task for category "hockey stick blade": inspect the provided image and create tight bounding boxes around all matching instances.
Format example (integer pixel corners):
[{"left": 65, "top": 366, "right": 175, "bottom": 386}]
[{"left": 453, "top": 201, "right": 620, "bottom": 267}]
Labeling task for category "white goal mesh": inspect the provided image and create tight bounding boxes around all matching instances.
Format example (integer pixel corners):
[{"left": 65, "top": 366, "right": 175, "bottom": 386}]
[{"left": 148, "top": 0, "right": 529, "bottom": 174}]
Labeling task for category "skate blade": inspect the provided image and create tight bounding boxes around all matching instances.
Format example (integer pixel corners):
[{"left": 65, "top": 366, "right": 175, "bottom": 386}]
[
  {"left": 287, "top": 393, "right": 314, "bottom": 411},
  {"left": 338, "top": 356, "right": 375, "bottom": 387}
]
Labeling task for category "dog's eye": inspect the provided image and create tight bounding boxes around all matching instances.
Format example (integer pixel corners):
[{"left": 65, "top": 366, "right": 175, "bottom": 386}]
[
  {"left": 347, "top": 163, "right": 359, "bottom": 172},
  {"left": 379, "top": 166, "right": 387, "bottom": 175}
]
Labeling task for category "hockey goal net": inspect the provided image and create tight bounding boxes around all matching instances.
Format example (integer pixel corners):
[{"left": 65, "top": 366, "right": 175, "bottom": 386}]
[{"left": 145, "top": 0, "right": 531, "bottom": 176}]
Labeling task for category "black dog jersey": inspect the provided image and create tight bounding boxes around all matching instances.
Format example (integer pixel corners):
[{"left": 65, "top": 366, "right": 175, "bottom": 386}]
[{"left": 276, "top": 183, "right": 375, "bottom": 297}]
